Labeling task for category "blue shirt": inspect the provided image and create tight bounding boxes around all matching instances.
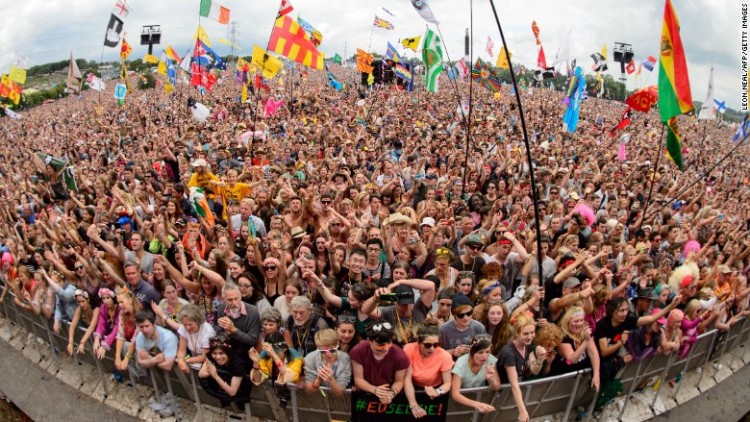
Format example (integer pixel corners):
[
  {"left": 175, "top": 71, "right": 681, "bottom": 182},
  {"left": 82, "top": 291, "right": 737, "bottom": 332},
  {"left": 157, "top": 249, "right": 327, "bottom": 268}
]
[{"left": 135, "top": 325, "right": 178, "bottom": 359}]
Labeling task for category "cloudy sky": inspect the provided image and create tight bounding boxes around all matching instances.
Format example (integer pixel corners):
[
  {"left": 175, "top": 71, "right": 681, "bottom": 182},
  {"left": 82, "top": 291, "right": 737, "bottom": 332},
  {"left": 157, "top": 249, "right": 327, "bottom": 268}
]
[{"left": 0, "top": 0, "right": 742, "bottom": 109}]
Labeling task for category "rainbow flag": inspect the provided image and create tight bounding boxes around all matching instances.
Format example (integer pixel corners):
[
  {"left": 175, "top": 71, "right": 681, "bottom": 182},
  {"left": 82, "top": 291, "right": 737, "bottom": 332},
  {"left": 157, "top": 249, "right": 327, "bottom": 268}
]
[
  {"left": 165, "top": 45, "right": 182, "bottom": 63},
  {"left": 394, "top": 64, "right": 412, "bottom": 81},
  {"left": 658, "top": 0, "right": 692, "bottom": 122}
]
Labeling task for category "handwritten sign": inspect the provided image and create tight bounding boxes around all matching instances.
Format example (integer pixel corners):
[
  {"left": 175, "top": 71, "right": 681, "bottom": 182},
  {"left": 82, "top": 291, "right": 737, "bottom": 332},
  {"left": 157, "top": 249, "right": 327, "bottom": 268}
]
[{"left": 351, "top": 390, "right": 449, "bottom": 422}]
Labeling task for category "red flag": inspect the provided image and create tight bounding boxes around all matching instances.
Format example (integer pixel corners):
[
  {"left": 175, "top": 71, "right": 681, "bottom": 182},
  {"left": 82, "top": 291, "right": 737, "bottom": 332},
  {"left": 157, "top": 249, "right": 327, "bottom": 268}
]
[
  {"left": 625, "top": 86, "right": 659, "bottom": 112},
  {"left": 277, "top": 0, "right": 293, "bottom": 18},
  {"left": 253, "top": 74, "right": 270, "bottom": 91},
  {"left": 267, "top": 16, "right": 324, "bottom": 70},
  {"left": 190, "top": 63, "right": 217, "bottom": 91},
  {"left": 537, "top": 46, "right": 547, "bottom": 69},
  {"left": 625, "top": 59, "right": 636, "bottom": 74},
  {"left": 609, "top": 107, "right": 632, "bottom": 137}
]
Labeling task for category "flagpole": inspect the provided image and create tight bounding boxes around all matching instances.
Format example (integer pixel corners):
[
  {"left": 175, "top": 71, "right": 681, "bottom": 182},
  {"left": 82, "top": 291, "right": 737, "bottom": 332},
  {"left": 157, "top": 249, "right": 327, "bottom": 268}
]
[
  {"left": 639, "top": 124, "right": 665, "bottom": 230},
  {"left": 487, "top": 0, "right": 545, "bottom": 290},
  {"left": 664, "top": 128, "right": 749, "bottom": 206},
  {"left": 463, "top": 0, "right": 475, "bottom": 188}
]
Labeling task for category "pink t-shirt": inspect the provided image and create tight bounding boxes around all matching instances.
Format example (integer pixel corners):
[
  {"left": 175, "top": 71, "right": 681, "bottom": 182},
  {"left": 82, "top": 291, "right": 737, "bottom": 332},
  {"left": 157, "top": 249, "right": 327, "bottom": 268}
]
[{"left": 403, "top": 342, "right": 454, "bottom": 388}]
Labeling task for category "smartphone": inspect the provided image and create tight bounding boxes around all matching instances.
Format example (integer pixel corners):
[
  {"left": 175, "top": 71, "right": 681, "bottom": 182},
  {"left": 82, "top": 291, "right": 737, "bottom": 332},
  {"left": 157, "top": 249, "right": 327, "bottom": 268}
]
[
  {"left": 377, "top": 293, "right": 398, "bottom": 305},
  {"left": 718, "top": 214, "right": 725, "bottom": 221}
]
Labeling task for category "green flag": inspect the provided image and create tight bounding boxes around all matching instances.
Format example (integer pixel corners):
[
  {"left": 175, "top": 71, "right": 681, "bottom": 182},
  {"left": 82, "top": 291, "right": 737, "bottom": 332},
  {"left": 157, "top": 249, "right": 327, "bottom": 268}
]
[
  {"left": 333, "top": 53, "right": 342, "bottom": 65},
  {"left": 665, "top": 118, "right": 684, "bottom": 171},
  {"left": 422, "top": 28, "right": 443, "bottom": 93}
]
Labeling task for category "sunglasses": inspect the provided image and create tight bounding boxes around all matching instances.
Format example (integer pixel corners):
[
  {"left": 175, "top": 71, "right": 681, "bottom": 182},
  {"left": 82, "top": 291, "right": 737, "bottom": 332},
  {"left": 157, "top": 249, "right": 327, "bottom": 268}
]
[
  {"left": 337, "top": 314, "right": 356, "bottom": 323},
  {"left": 330, "top": 222, "right": 341, "bottom": 227},
  {"left": 466, "top": 244, "right": 481, "bottom": 251},
  {"left": 264, "top": 266, "right": 278, "bottom": 271},
  {"left": 321, "top": 201, "right": 331, "bottom": 205},
  {"left": 75, "top": 266, "right": 84, "bottom": 270},
  {"left": 421, "top": 342, "right": 440, "bottom": 349},
  {"left": 370, "top": 322, "right": 392, "bottom": 332},
  {"left": 456, "top": 309, "right": 474, "bottom": 319}
]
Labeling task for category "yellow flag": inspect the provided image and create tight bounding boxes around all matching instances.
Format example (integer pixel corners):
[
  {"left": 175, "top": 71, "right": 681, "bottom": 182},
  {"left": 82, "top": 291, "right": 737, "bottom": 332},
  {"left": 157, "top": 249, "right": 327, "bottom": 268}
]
[
  {"left": 164, "top": 83, "right": 173, "bottom": 95},
  {"left": 218, "top": 38, "right": 242, "bottom": 50},
  {"left": 157, "top": 53, "right": 168, "bottom": 76},
  {"left": 194, "top": 25, "right": 212, "bottom": 47},
  {"left": 251, "top": 45, "right": 282, "bottom": 79},
  {"left": 401, "top": 35, "right": 421, "bottom": 52},
  {"left": 367, "top": 72, "right": 374, "bottom": 85},
  {"left": 8, "top": 66, "right": 26, "bottom": 84},
  {"left": 143, "top": 54, "right": 159, "bottom": 64},
  {"left": 241, "top": 84, "right": 248, "bottom": 103},
  {"left": 496, "top": 46, "right": 512, "bottom": 69},
  {"left": 601, "top": 43, "right": 608, "bottom": 60}
]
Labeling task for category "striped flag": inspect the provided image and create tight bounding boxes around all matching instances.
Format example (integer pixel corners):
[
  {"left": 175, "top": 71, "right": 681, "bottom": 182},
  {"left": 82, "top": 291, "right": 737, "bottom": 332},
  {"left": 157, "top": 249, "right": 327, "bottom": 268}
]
[
  {"left": 277, "top": 0, "right": 293, "bottom": 18},
  {"left": 658, "top": 0, "right": 693, "bottom": 122},
  {"left": 373, "top": 16, "right": 394, "bottom": 30},
  {"left": 199, "top": 0, "right": 230, "bottom": 24},
  {"left": 642, "top": 55, "right": 657, "bottom": 72},
  {"left": 394, "top": 64, "right": 412, "bottom": 81},
  {"left": 385, "top": 42, "right": 403, "bottom": 63},
  {"left": 422, "top": 28, "right": 443, "bottom": 92}
]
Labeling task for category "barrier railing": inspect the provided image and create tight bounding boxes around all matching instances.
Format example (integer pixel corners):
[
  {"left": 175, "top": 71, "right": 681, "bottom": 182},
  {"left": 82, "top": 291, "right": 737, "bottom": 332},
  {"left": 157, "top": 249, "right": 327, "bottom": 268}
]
[{"left": 0, "top": 287, "right": 747, "bottom": 422}]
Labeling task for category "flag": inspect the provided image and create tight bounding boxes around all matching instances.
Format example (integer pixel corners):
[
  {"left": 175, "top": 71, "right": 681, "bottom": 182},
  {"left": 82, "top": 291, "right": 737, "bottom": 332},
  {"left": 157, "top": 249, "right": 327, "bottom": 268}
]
[
  {"left": 3, "top": 107, "right": 22, "bottom": 119},
  {"left": 697, "top": 66, "right": 715, "bottom": 120},
  {"left": 643, "top": 55, "right": 657, "bottom": 72},
  {"left": 12, "top": 53, "right": 29, "bottom": 69},
  {"left": 658, "top": 0, "right": 693, "bottom": 122},
  {"left": 165, "top": 45, "right": 181, "bottom": 63},
  {"left": 120, "top": 63, "right": 131, "bottom": 93},
  {"left": 471, "top": 59, "right": 502, "bottom": 92},
  {"left": 241, "top": 84, "right": 248, "bottom": 103},
  {"left": 190, "top": 63, "right": 217, "bottom": 90},
  {"left": 218, "top": 38, "right": 242, "bottom": 50},
  {"left": 297, "top": 16, "right": 323, "bottom": 47},
  {"left": 562, "top": 66, "right": 585, "bottom": 133},
  {"left": 333, "top": 53, "right": 342, "bottom": 65},
  {"left": 277, "top": 0, "right": 293, "bottom": 18},
  {"left": 66, "top": 52, "right": 82, "bottom": 94},
  {"left": 194, "top": 25, "right": 212, "bottom": 47},
  {"left": 609, "top": 107, "right": 632, "bottom": 136},
  {"left": 713, "top": 98, "right": 727, "bottom": 114},
  {"left": 394, "top": 64, "right": 412, "bottom": 81},
  {"left": 166, "top": 60, "right": 176, "bottom": 86},
  {"left": 86, "top": 73, "right": 106, "bottom": 91},
  {"left": 401, "top": 35, "right": 421, "bottom": 52},
  {"left": 120, "top": 36, "right": 133, "bottom": 60},
  {"left": 590, "top": 52, "right": 607, "bottom": 72},
  {"left": 199, "top": 0, "right": 230, "bottom": 24},
  {"left": 486, "top": 37, "right": 494, "bottom": 57},
  {"left": 193, "top": 38, "right": 224, "bottom": 68},
  {"left": 268, "top": 16, "right": 324, "bottom": 70},
  {"left": 531, "top": 21, "right": 541, "bottom": 45},
  {"left": 104, "top": 14, "right": 124, "bottom": 47},
  {"left": 180, "top": 53, "right": 192, "bottom": 72},
  {"left": 157, "top": 53, "right": 169, "bottom": 76},
  {"left": 367, "top": 72, "right": 374, "bottom": 85},
  {"left": 382, "top": 7, "right": 396, "bottom": 17},
  {"left": 537, "top": 46, "right": 547, "bottom": 69},
  {"left": 455, "top": 57, "right": 469, "bottom": 78},
  {"left": 251, "top": 45, "right": 282, "bottom": 79},
  {"left": 8, "top": 66, "right": 26, "bottom": 84},
  {"left": 635, "top": 63, "right": 642, "bottom": 78},
  {"left": 356, "top": 49, "right": 374, "bottom": 73},
  {"left": 625, "top": 59, "right": 635, "bottom": 74},
  {"left": 411, "top": 0, "right": 438, "bottom": 24},
  {"left": 327, "top": 72, "right": 342, "bottom": 91},
  {"left": 112, "top": 0, "right": 129, "bottom": 20},
  {"left": 373, "top": 16, "right": 394, "bottom": 30},
  {"left": 143, "top": 53, "right": 159, "bottom": 64},
  {"left": 533, "top": 67, "right": 555, "bottom": 81},
  {"left": 35, "top": 153, "right": 78, "bottom": 192},
  {"left": 496, "top": 46, "right": 511, "bottom": 69},
  {"left": 422, "top": 28, "right": 444, "bottom": 93},
  {"left": 553, "top": 28, "right": 572, "bottom": 66},
  {"left": 601, "top": 43, "right": 608, "bottom": 60},
  {"left": 385, "top": 42, "right": 403, "bottom": 63},
  {"left": 665, "top": 117, "right": 684, "bottom": 170},
  {"left": 254, "top": 74, "right": 270, "bottom": 91},
  {"left": 732, "top": 115, "right": 749, "bottom": 141}
]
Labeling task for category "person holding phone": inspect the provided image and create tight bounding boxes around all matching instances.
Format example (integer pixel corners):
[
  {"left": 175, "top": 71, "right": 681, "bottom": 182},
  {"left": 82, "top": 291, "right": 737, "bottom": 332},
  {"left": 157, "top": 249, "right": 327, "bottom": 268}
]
[
  {"left": 439, "top": 294, "right": 486, "bottom": 358},
  {"left": 303, "top": 329, "right": 351, "bottom": 396}
]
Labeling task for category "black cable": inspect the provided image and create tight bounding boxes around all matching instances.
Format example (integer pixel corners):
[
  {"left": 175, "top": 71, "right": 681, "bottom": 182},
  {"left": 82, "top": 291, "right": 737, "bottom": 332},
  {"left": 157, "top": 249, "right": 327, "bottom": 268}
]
[{"left": 487, "top": 0, "right": 545, "bottom": 284}]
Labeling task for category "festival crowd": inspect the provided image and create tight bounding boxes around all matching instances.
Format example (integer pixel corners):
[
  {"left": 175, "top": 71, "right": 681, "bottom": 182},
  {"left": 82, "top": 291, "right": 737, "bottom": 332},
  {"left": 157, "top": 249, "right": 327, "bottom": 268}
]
[{"left": 0, "top": 68, "right": 748, "bottom": 421}]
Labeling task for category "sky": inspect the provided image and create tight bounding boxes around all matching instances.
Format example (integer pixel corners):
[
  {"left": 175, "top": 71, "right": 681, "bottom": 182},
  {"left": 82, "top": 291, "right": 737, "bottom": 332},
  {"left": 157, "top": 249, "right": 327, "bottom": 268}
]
[{"left": 0, "top": 0, "right": 742, "bottom": 109}]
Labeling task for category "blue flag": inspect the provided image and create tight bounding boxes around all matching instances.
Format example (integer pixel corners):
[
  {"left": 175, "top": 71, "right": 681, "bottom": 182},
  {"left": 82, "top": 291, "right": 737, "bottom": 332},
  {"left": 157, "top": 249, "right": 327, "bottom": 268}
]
[
  {"left": 327, "top": 72, "right": 342, "bottom": 91},
  {"left": 732, "top": 114, "right": 749, "bottom": 142},
  {"left": 385, "top": 41, "right": 403, "bottom": 63},
  {"left": 562, "top": 66, "right": 585, "bottom": 133}
]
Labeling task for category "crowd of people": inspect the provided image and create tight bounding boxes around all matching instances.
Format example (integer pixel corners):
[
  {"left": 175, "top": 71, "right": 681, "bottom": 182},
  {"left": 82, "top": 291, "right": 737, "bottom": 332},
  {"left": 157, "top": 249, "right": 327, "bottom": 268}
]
[{"left": 0, "top": 65, "right": 748, "bottom": 421}]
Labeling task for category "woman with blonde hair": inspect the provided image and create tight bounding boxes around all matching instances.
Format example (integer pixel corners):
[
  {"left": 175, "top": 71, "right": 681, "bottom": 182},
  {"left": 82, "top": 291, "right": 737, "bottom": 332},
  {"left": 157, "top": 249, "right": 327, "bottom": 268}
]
[{"left": 551, "top": 306, "right": 601, "bottom": 390}]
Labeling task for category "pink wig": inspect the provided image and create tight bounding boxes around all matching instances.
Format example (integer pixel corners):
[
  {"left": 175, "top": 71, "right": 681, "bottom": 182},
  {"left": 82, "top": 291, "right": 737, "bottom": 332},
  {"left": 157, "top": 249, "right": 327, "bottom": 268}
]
[
  {"left": 667, "top": 309, "right": 684, "bottom": 327},
  {"left": 684, "top": 240, "right": 701, "bottom": 256},
  {"left": 572, "top": 203, "right": 596, "bottom": 227}
]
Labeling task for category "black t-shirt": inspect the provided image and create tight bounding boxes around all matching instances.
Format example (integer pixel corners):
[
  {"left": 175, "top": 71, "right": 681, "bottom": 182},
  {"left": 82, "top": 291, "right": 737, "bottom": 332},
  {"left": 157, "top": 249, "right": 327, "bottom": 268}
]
[
  {"left": 550, "top": 335, "right": 591, "bottom": 375},
  {"left": 497, "top": 342, "right": 533, "bottom": 384},
  {"left": 594, "top": 314, "right": 638, "bottom": 354},
  {"left": 452, "top": 255, "right": 486, "bottom": 281}
]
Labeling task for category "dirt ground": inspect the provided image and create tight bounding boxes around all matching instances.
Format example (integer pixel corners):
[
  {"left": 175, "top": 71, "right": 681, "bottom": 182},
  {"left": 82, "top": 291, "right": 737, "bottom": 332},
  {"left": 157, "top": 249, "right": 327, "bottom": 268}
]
[{"left": 0, "top": 398, "right": 30, "bottom": 422}]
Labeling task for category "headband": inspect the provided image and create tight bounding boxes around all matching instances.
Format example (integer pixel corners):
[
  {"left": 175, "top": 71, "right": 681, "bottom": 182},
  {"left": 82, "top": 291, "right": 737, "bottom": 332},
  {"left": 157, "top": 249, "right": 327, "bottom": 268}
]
[
  {"left": 98, "top": 287, "right": 115, "bottom": 299},
  {"left": 481, "top": 282, "right": 502, "bottom": 297}
]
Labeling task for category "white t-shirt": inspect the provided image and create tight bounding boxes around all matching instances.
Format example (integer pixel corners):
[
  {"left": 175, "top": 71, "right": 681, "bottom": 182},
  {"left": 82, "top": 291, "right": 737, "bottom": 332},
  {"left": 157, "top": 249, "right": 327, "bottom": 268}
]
[{"left": 177, "top": 322, "right": 216, "bottom": 369}]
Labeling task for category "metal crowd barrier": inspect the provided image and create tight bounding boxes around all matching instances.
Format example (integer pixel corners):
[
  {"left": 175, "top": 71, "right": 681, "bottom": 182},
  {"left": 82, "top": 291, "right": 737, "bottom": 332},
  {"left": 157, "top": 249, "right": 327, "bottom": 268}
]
[{"left": 0, "top": 287, "right": 748, "bottom": 422}]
